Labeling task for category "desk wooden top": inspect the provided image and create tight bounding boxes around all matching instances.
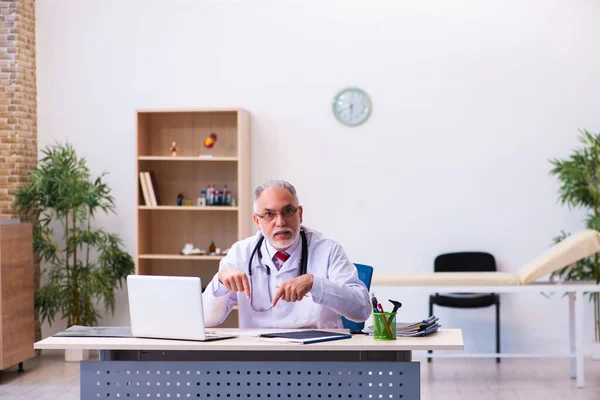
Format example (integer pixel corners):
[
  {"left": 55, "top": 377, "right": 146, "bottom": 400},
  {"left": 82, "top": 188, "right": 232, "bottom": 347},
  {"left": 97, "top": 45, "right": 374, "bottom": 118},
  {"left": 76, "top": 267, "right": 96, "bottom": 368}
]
[{"left": 34, "top": 328, "right": 463, "bottom": 352}]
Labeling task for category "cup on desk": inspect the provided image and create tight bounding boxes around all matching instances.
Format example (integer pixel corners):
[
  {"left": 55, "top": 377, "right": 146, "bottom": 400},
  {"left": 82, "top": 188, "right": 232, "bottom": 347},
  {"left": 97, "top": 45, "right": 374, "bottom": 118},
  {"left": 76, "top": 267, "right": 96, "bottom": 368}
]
[{"left": 373, "top": 312, "right": 396, "bottom": 341}]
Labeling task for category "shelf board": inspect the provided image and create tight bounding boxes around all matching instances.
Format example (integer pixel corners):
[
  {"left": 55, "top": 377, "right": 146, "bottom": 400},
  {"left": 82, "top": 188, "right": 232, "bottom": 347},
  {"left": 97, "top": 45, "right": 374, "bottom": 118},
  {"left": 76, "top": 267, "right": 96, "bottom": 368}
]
[
  {"left": 138, "top": 206, "right": 238, "bottom": 211},
  {"left": 138, "top": 156, "right": 238, "bottom": 162},
  {"left": 137, "top": 108, "right": 244, "bottom": 113},
  {"left": 139, "top": 254, "right": 224, "bottom": 261}
]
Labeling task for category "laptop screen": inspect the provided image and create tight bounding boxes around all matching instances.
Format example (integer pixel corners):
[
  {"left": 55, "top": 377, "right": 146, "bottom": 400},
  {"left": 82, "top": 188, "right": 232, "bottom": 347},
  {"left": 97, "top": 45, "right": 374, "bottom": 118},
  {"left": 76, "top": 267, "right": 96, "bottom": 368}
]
[{"left": 127, "top": 275, "right": 208, "bottom": 341}]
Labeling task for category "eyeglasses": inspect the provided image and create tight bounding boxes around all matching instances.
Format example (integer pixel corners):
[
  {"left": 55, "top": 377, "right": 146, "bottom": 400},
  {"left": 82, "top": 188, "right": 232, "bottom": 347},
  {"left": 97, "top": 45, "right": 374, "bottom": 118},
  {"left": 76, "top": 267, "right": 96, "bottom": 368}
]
[{"left": 255, "top": 206, "right": 300, "bottom": 221}]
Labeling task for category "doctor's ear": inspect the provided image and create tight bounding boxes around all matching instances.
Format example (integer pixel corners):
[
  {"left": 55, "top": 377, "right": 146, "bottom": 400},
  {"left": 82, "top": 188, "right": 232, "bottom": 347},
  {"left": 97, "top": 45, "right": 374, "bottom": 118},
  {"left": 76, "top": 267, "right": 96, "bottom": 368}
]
[
  {"left": 298, "top": 206, "right": 303, "bottom": 223},
  {"left": 253, "top": 213, "right": 261, "bottom": 230}
]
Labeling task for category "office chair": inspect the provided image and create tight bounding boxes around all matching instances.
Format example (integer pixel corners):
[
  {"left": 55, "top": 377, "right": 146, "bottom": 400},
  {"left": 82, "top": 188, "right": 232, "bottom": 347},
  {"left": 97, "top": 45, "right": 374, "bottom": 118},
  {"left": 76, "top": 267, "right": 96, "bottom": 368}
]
[
  {"left": 342, "top": 263, "right": 374, "bottom": 333},
  {"left": 428, "top": 252, "right": 500, "bottom": 363}
]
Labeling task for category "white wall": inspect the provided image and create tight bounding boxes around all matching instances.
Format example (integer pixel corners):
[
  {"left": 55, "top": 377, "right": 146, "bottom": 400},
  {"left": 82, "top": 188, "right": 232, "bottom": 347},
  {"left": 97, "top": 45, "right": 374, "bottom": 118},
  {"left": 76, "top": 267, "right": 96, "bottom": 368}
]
[{"left": 36, "top": 0, "right": 600, "bottom": 354}]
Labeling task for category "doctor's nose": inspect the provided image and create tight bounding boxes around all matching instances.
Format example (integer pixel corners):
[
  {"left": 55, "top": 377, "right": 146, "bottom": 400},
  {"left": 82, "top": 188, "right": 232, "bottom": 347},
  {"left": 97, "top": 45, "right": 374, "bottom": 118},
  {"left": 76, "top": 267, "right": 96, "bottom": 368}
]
[{"left": 273, "top": 213, "right": 286, "bottom": 226}]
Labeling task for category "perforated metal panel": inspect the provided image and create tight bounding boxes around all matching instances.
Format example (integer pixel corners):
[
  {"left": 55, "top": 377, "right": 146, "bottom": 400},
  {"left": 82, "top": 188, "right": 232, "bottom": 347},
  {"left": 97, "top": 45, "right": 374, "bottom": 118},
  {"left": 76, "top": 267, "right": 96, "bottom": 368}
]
[{"left": 81, "top": 361, "right": 419, "bottom": 399}]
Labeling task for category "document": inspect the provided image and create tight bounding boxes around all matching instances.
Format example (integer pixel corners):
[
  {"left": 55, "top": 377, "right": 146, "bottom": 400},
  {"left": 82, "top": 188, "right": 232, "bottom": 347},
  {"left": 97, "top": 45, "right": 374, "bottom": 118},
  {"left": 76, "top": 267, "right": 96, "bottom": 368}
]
[
  {"left": 54, "top": 325, "right": 133, "bottom": 338},
  {"left": 258, "top": 330, "right": 352, "bottom": 344}
]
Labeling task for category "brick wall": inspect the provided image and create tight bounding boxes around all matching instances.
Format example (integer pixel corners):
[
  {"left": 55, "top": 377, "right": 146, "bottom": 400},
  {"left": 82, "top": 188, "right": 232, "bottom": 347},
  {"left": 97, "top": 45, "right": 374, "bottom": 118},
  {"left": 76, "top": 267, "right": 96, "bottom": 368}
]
[
  {"left": 0, "top": 0, "right": 37, "bottom": 219},
  {"left": 0, "top": 0, "right": 39, "bottom": 345}
]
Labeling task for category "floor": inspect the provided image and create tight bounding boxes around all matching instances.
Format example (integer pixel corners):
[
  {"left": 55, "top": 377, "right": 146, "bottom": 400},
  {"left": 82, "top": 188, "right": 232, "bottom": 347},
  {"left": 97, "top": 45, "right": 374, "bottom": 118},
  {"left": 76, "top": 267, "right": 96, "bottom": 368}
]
[{"left": 0, "top": 354, "right": 599, "bottom": 400}]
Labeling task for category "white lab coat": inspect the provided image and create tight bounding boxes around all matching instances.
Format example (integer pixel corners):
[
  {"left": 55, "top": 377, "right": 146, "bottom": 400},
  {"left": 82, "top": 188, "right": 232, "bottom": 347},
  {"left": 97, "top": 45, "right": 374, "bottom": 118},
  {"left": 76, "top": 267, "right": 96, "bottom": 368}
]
[{"left": 202, "top": 226, "right": 371, "bottom": 329}]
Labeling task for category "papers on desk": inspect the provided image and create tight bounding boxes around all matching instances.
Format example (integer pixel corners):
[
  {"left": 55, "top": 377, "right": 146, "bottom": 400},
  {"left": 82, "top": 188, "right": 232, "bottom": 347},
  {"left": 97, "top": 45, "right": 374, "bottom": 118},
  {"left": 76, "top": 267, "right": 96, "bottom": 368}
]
[
  {"left": 53, "top": 325, "right": 133, "bottom": 338},
  {"left": 365, "top": 316, "right": 441, "bottom": 337}
]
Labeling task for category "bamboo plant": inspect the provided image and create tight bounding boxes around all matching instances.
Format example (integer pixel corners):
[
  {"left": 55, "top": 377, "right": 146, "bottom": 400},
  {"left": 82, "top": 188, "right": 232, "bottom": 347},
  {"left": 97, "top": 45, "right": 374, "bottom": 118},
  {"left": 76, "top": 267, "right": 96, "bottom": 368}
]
[
  {"left": 549, "top": 130, "right": 600, "bottom": 342},
  {"left": 13, "top": 142, "right": 134, "bottom": 327}
]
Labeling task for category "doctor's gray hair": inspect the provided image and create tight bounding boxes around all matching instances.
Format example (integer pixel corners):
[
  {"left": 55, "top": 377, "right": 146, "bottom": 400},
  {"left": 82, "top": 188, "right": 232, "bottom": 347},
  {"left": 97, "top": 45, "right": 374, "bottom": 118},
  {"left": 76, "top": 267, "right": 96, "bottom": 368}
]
[{"left": 254, "top": 180, "right": 299, "bottom": 212}]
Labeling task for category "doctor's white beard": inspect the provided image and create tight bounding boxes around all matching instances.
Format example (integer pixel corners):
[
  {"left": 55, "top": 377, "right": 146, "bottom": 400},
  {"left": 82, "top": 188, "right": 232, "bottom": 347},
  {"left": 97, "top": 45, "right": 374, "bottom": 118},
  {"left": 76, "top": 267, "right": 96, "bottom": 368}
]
[{"left": 267, "top": 227, "right": 297, "bottom": 251}]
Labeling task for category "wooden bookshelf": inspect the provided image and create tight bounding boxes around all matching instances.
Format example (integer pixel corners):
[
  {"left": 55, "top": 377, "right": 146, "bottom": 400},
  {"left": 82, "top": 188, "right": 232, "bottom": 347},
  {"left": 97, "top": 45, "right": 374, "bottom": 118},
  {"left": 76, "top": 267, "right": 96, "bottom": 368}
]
[{"left": 135, "top": 109, "right": 252, "bottom": 327}]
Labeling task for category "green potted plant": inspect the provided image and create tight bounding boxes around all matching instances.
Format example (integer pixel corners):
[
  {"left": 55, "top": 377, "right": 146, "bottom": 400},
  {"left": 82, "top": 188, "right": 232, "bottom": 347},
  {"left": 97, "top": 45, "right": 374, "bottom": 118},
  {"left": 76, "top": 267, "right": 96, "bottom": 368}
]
[
  {"left": 14, "top": 142, "right": 134, "bottom": 359},
  {"left": 549, "top": 129, "right": 600, "bottom": 359}
]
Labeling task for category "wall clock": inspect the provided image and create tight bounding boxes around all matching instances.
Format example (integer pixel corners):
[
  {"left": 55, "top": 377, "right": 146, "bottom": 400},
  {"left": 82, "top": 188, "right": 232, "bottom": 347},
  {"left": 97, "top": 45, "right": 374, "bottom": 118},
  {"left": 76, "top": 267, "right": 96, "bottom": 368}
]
[{"left": 332, "top": 87, "right": 372, "bottom": 127}]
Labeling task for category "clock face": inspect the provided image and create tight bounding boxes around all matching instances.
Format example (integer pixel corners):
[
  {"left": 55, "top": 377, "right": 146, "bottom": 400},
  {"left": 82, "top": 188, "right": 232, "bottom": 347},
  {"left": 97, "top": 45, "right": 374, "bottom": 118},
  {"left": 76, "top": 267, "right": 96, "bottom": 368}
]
[{"left": 332, "top": 87, "right": 372, "bottom": 126}]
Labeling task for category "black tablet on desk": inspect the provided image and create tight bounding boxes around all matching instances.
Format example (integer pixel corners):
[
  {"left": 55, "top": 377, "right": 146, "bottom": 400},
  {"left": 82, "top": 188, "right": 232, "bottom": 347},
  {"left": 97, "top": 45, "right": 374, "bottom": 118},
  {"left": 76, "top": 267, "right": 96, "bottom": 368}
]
[{"left": 259, "top": 330, "right": 352, "bottom": 344}]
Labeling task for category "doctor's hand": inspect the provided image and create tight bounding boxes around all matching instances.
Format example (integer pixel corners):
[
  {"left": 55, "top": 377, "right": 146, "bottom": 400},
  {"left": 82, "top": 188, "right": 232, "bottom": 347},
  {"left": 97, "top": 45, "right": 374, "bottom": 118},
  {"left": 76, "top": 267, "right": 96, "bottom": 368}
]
[
  {"left": 272, "top": 274, "right": 314, "bottom": 306},
  {"left": 218, "top": 267, "right": 250, "bottom": 299}
]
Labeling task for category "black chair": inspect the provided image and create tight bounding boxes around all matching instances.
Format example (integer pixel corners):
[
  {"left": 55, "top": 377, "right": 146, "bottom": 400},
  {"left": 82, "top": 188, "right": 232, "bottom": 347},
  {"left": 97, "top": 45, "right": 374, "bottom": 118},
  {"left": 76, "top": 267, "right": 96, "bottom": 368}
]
[{"left": 428, "top": 252, "right": 500, "bottom": 363}]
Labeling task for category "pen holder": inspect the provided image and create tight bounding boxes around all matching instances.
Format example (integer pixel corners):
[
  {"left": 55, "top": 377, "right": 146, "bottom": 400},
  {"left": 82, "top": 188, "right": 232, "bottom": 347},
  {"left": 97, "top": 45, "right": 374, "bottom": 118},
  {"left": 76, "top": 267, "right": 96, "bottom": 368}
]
[{"left": 373, "top": 312, "right": 396, "bottom": 341}]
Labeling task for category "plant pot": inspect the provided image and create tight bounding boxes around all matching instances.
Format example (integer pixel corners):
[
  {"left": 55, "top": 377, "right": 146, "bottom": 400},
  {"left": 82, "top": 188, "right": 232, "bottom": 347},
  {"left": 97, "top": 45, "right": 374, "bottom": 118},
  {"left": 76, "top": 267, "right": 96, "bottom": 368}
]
[
  {"left": 592, "top": 341, "right": 600, "bottom": 361},
  {"left": 65, "top": 349, "right": 89, "bottom": 362}
]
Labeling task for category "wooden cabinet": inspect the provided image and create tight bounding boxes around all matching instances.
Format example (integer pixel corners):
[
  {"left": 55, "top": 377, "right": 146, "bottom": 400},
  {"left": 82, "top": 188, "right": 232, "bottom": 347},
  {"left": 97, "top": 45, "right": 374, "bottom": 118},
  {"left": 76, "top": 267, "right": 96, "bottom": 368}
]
[
  {"left": 135, "top": 109, "right": 251, "bottom": 327},
  {"left": 0, "top": 222, "right": 34, "bottom": 370}
]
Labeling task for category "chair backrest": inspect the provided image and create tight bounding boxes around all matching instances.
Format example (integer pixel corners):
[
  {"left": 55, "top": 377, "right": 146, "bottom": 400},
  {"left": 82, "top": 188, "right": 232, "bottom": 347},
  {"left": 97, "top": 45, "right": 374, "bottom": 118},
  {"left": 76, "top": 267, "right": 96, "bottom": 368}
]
[
  {"left": 342, "top": 263, "right": 374, "bottom": 332},
  {"left": 434, "top": 252, "right": 496, "bottom": 273}
]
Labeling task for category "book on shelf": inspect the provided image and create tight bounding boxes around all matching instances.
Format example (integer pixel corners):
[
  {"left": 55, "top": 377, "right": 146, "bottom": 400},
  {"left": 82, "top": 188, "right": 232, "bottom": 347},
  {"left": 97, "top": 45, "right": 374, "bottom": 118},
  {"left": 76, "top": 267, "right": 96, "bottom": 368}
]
[
  {"left": 138, "top": 177, "right": 145, "bottom": 206},
  {"left": 148, "top": 170, "right": 161, "bottom": 205},
  {"left": 139, "top": 171, "right": 159, "bottom": 207},
  {"left": 144, "top": 172, "right": 158, "bottom": 206},
  {"left": 139, "top": 172, "right": 151, "bottom": 206}
]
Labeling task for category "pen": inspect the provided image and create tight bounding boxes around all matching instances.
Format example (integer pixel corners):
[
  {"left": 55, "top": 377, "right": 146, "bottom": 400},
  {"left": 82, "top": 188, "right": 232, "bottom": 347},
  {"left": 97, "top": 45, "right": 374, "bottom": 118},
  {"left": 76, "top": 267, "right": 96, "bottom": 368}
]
[{"left": 371, "top": 294, "right": 379, "bottom": 312}]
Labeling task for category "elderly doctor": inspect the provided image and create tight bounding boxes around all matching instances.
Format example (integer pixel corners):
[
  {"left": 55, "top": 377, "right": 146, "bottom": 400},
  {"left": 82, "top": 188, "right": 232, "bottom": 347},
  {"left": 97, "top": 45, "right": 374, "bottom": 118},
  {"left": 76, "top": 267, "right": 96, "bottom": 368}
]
[{"left": 202, "top": 180, "right": 371, "bottom": 328}]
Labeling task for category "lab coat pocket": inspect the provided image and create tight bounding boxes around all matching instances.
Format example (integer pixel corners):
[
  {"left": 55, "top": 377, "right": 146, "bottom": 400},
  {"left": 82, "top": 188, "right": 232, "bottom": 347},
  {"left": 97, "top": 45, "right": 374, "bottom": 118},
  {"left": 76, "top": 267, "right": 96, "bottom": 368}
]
[{"left": 291, "top": 299, "right": 324, "bottom": 327}]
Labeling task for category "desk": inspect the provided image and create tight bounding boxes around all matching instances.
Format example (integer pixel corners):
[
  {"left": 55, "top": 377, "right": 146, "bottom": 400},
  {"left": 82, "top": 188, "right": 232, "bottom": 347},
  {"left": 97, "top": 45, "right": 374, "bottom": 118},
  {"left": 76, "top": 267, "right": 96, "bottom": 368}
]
[{"left": 35, "top": 328, "right": 463, "bottom": 400}]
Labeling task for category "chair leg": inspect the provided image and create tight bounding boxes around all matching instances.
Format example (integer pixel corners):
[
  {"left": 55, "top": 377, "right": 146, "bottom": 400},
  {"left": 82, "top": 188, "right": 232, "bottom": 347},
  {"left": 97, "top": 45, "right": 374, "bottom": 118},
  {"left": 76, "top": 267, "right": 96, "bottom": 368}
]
[
  {"left": 496, "top": 298, "right": 501, "bottom": 364},
  {"left": 428, "top": 297, "right": 433, "bottom": 363}
]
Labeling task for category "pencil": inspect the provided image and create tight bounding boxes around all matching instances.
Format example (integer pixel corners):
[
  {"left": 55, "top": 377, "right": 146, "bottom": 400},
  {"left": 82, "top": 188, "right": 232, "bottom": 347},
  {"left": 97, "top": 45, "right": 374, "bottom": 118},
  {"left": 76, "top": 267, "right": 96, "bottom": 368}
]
[{"left": 380, "top": 313, "right": 394, "bottom": 338}]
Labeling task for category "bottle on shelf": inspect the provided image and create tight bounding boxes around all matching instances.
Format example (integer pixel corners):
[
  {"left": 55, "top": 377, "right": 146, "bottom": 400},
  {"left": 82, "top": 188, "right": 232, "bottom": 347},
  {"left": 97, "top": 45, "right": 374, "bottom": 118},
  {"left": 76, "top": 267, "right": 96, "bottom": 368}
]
[
  {"left": 206, "top": 184, "right": 214, "bottom": 206},
  {"left": 223, "top": 184, "right": 230, "bottom": 206},
  {"left": 197, "top": 190, "right": 207, "bottom": 207},
  {"left": 213, "top": 189, "right": 219, "bottom": 206},
  {"left": 209, "top": 241, "right": 216, "bottom": 255},
  {"left": 171, "top": 141, "right": 177, "bottom": 157}
]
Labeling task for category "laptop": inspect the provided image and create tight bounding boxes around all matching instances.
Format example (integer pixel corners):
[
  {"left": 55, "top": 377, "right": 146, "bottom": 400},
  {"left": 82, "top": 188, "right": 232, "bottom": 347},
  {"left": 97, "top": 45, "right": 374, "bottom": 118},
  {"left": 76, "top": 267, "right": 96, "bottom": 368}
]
[{"left": 127, "top": 275, "right": 236, "bottom": 341}]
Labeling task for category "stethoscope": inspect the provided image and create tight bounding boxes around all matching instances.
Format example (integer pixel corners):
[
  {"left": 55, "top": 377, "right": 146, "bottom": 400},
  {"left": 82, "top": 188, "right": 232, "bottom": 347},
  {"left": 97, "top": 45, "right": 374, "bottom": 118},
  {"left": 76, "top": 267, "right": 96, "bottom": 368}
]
[{"left": 247, "top": 229, "right": 308, "bottom": 312}]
